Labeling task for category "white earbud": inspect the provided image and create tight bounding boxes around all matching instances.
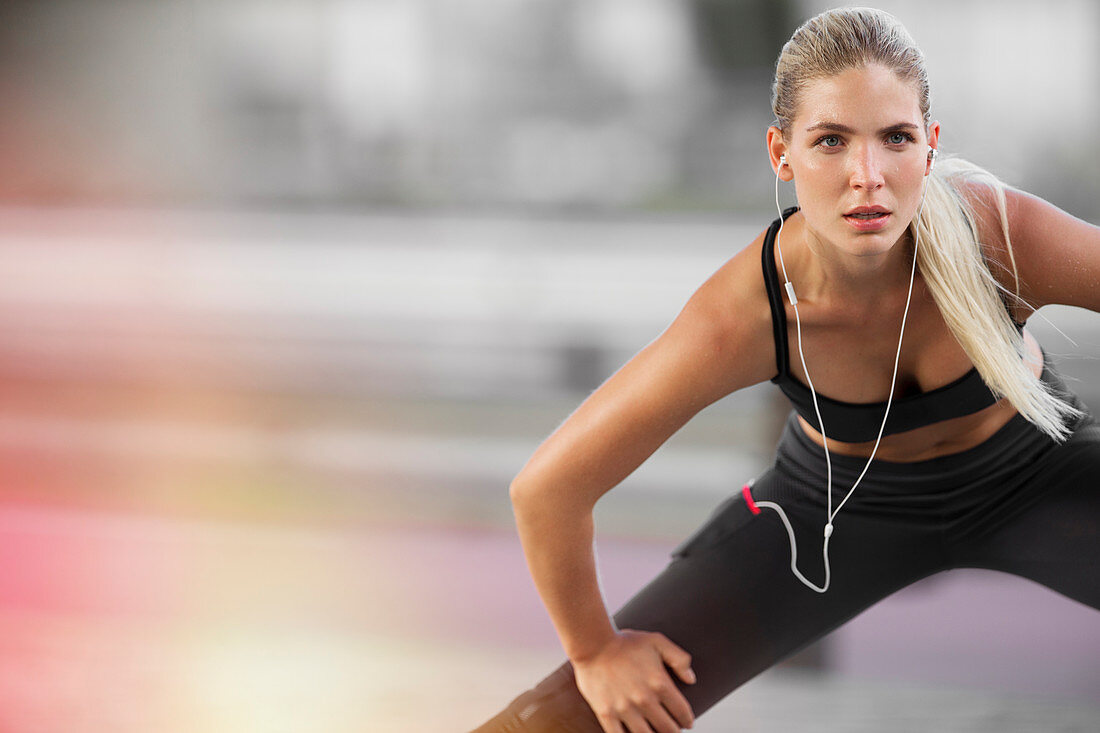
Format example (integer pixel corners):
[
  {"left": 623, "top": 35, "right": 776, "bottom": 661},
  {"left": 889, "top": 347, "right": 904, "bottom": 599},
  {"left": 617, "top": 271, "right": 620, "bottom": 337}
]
[
  {"left": 927, "top": 147, "right": 937, "bottom": 172},
  {"left": 779, "top": 154, "right": 787, "bottom": 168}
]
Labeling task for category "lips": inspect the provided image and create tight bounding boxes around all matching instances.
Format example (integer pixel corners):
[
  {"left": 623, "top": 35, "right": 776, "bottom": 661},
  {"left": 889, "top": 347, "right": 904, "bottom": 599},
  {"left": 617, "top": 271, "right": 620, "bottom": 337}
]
[
  {"left": 843, "top": 205, "right": 891, "bottom": 231},
  {"left": 844, "top": 205, "right": 890, "bottom": 218}
]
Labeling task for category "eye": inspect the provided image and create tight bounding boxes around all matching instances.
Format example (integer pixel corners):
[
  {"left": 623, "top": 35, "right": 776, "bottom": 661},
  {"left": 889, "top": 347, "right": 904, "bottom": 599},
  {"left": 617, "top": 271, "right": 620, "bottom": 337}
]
[
  {"left": 816, "top": 135, "right": 842, "bottom": 148},
  {"left": 887, "top": 131, "right": 915, "bottom": 145}
]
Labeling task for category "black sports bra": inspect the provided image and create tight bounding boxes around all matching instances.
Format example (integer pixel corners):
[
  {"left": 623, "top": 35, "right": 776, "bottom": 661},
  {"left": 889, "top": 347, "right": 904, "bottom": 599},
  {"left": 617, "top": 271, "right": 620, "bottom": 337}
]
[{"left": 762, "top": 206, "right": 1025, "bottom": 443}]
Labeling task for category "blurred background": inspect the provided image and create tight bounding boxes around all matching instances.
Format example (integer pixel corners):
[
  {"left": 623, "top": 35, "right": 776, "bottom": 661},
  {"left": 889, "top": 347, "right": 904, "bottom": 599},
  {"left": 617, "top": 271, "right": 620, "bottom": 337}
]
[{"left": 0, "top": 0, "right": 1098, "bottom": 731}]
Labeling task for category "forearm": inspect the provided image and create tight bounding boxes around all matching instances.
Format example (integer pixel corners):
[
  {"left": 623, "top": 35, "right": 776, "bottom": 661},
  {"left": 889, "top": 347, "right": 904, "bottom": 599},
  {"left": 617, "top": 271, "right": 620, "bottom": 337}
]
[{"left": 510, "top": 483, "right": 617, "bottom": 662}]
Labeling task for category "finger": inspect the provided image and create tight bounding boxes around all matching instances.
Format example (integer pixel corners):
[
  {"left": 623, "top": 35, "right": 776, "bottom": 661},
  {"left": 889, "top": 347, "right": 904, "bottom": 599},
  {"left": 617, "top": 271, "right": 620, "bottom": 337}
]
[
  {"left": 620, "top": 708, "right": 657, "bottom": 733},
  {"left": 595, "top": 712, "right": 627, "bottom": 733},
  {"left": 658, "top": 684, "right": 695, "bottom": 730},
  {"left": 653, "top": 635, "right": 695, "bottom": 685},
  {"left": 638, "top": 698, "right": 683, "bottom": 733}
]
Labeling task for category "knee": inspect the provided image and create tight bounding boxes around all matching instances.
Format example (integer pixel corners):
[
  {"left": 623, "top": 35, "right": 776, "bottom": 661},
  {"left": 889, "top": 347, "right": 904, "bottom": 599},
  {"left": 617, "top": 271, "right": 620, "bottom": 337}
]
[{"left": 468, "top": 663, "right": 602, "bottom": 733}]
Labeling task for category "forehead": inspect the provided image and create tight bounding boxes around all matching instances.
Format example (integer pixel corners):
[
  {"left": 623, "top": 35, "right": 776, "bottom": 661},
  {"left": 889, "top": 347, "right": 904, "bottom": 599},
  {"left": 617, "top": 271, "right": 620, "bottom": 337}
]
[{"left": 792, "top": 64, "right": 924, "bottom": 133}]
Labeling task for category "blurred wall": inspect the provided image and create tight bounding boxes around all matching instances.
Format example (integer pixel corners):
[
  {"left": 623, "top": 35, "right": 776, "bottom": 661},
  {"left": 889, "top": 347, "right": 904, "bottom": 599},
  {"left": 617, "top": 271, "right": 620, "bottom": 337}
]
[
  {"left": 1, "top": 0, "right": 1099, "bottom": 521},
  {"left": 3, "top": 0, "right": 1095, "bottom": 217}
]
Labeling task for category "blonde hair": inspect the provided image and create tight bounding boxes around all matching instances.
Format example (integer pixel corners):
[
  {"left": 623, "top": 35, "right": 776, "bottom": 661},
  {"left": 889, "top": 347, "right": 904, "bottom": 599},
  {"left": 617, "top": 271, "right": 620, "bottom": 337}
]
[{"left": 772, "top": 7, "right": 1081, "bottom": 441}]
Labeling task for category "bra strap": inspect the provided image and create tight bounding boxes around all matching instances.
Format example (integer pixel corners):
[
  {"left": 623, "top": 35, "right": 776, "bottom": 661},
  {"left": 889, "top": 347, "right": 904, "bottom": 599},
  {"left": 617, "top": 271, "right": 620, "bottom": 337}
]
[{"left": 761, "top": 207, "right": 799, "bottom": 379}]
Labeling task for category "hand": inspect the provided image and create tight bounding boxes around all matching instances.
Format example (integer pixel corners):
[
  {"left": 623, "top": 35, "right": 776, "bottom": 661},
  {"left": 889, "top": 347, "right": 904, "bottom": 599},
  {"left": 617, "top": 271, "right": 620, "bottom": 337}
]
[{"left": 572, "top": 629, "right": 696, "bottom": 732}]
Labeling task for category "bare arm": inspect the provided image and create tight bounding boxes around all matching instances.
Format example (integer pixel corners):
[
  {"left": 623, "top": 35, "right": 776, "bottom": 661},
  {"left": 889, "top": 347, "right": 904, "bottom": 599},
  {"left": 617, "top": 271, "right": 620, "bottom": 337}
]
[
  {"left": 509, "top": 236, "right": 775, "bottom": 731},
  {"left": 978, "top": 187, "right": 1100, "bottom": 317},
  {"left": 1004, "top": 189, "right": 1100, "bottom": 313}
]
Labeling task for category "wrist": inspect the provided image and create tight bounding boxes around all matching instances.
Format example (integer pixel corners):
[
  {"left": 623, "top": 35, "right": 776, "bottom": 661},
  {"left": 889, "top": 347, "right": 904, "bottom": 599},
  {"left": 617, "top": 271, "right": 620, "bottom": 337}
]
[{"left": 565, "top": 625, "right": 618, "bottom": 665}]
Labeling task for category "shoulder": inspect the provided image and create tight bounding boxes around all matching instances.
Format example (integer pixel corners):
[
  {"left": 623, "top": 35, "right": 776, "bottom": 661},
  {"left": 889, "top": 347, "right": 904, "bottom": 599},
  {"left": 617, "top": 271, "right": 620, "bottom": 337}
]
[
  {"left": 665, "top": 225, "right": 779, "bottom": 391},
  {"left": 959, "top": 179, "right": 1100, "bottom": 314}
]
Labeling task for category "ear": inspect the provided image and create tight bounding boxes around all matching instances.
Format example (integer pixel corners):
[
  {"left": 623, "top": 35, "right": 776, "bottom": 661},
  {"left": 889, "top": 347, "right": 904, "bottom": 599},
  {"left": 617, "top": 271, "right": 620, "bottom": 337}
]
[
  {"left": 766, "top": 126, "right": 793, "bottom": 181},
  {"left": 925, "top": 120, "right": 941, "bottom": 175}
]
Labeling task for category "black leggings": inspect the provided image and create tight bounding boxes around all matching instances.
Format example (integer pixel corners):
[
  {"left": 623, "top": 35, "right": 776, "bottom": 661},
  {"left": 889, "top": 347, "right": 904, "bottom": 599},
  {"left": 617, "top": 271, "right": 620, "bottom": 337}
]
[{"left": 472, "top": 359, "right": 1100, "bottom": 732}]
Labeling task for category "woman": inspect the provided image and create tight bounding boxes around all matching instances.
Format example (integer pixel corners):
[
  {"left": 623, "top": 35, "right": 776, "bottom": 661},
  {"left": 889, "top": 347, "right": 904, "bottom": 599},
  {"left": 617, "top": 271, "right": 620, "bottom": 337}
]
[{"left": 473, "top": 7, "right": 1100, "bottom": 732}]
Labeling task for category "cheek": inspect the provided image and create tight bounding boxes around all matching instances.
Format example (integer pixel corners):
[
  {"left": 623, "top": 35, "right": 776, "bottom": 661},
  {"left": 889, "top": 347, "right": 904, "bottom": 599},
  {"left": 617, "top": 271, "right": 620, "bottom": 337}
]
[
  {"left": 903, "top": 169, "right": 931, "bottom": 198},
  {"left": 790, "top": 164, "right": 842, "bottom": 202},
  {"left": 797, "top": 158, "right": 837, "bottom": 180}
]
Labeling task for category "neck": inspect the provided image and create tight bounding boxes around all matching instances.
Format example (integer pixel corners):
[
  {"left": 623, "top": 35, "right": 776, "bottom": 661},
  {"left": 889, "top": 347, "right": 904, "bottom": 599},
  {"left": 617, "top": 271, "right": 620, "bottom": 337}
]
[{"left": 801, "top": 228, "right": 915, "bottom": 302}]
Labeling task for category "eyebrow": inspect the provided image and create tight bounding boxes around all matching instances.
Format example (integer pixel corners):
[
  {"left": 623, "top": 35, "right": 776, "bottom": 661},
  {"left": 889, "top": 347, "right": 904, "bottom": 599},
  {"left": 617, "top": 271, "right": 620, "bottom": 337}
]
[{"left": 804, "top": 122, "right": 920, "bottom": 134}]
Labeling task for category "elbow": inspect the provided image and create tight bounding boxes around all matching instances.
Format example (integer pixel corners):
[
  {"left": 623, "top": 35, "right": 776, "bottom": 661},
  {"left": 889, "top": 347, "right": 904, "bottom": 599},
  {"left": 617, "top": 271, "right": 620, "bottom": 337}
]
[
  {"left": 510, "top": 473, "right": 594, "bottom": 518},
  {"left": 509, "top": 472, "right": 563, "bottom": 515},
  {"left": 508, "top": 475, "right": 536, "bottom": 508}
]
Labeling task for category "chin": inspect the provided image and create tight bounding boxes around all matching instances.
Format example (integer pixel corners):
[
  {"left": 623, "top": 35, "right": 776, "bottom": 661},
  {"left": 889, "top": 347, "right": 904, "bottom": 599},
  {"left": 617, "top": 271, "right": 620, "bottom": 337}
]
[{"left": 842, "top": 222, "right": 910, "bottom": 254}]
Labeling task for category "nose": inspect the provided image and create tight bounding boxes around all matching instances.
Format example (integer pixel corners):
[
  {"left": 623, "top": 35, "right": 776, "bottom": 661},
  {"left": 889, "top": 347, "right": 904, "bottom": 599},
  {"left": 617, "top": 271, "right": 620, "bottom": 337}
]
[{"left": 848, "top": 145, "right": 885, "bottom": 191}]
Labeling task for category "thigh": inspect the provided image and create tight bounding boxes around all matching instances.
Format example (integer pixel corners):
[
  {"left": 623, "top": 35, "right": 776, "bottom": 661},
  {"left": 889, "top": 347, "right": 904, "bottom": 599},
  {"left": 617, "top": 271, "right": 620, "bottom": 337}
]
[
  {"left": 953, "top": 419, "right": 1100, "bottom": 610},
  {"left": 615, "top": 467, "right": 949, "bottom": 716},
  {"left": 472, "top": 466, "right": 946, "bottom": 731}
]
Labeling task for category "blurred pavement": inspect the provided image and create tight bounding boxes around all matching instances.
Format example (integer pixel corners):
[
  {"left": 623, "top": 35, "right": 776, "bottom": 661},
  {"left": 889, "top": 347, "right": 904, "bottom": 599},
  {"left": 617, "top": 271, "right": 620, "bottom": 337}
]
[{"left": 1, "top": 504, "right": 1098, "bottom": 731}]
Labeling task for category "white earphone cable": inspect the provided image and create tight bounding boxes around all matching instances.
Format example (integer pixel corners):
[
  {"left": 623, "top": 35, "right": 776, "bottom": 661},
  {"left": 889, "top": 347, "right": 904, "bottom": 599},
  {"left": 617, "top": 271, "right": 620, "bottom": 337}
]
[{"left": 763, "top": 153, "right": 929, "bottom": 593}]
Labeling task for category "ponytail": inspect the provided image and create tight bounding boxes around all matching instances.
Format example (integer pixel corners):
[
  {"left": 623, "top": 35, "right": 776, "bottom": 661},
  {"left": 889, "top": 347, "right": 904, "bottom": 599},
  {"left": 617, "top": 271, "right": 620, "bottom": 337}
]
[{"left": 913, "top": 156, "right": 1082, "bottom": 441}]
